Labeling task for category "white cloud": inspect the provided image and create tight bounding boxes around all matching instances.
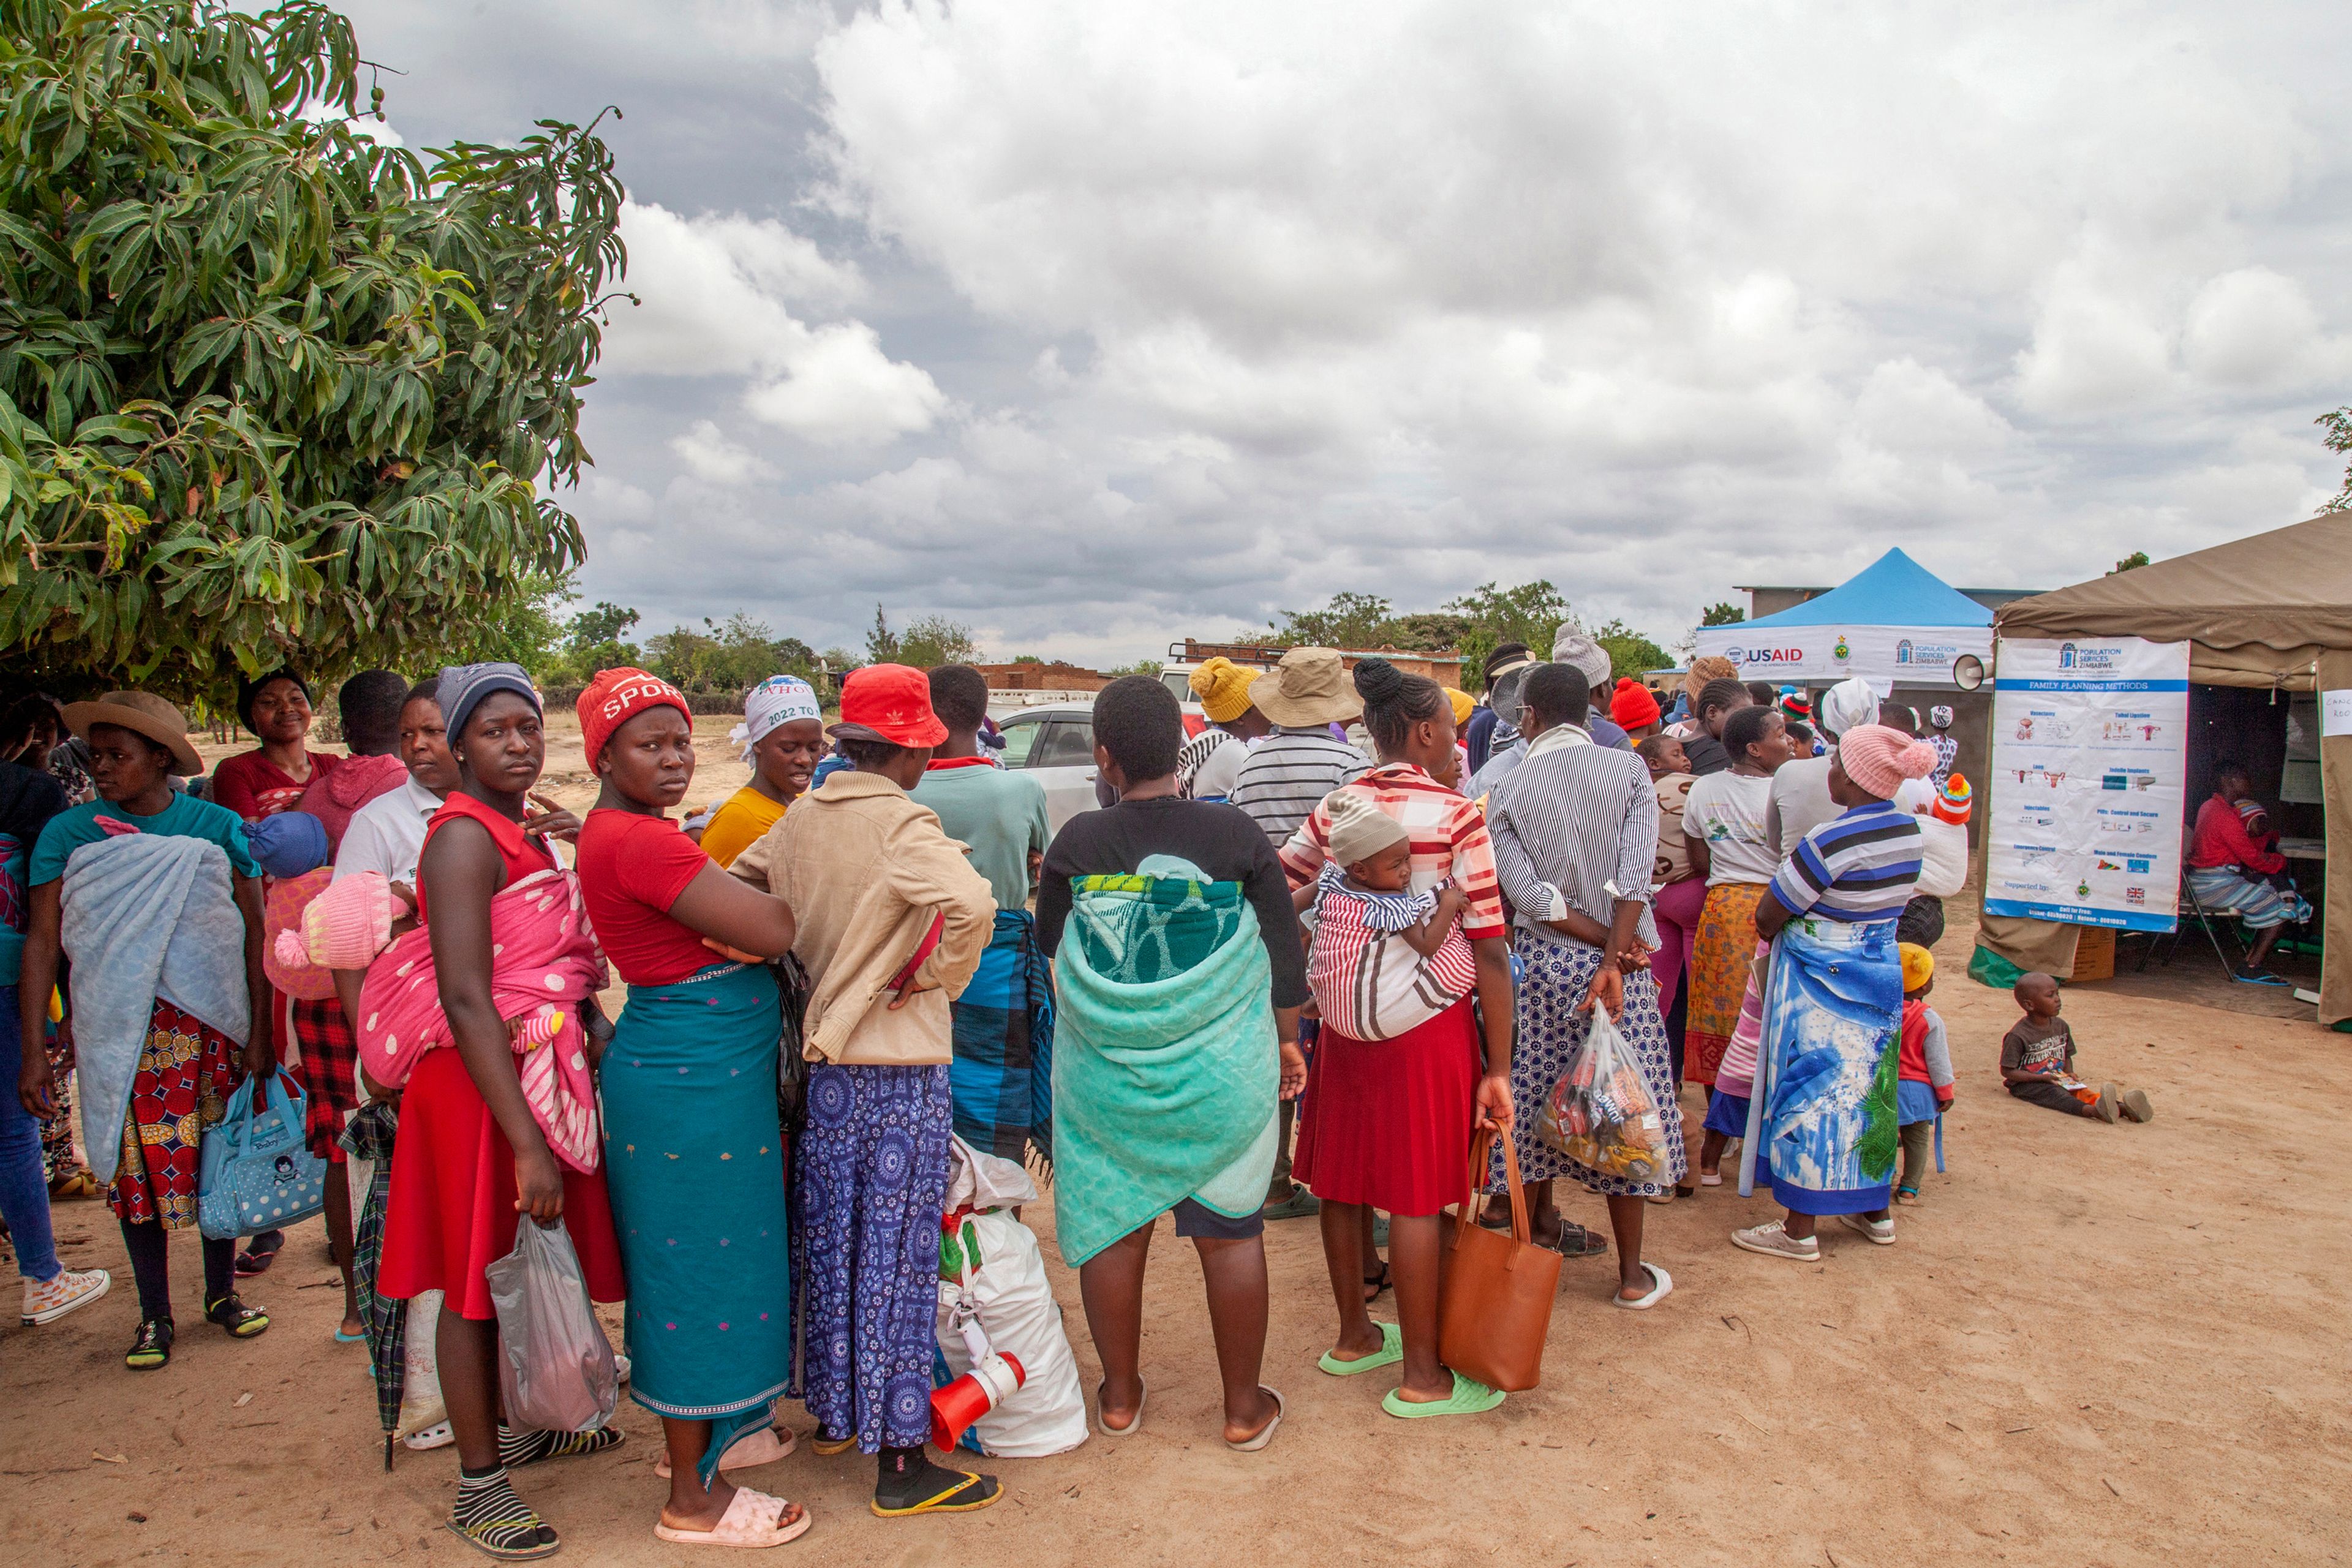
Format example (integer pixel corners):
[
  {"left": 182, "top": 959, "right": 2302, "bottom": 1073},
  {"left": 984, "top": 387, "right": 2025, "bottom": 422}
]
[
  {"left": 668, "top": 419, "right": 776, "bottom": 485},
  {"left": 742, "top": 321, "right": 949, "bottom": 446},
  {"left": 600, "top": 202, "right": 866, "bottom": 377},
  {"left": 2182, "top": 267, "right": 2324, "bottom": 386}
]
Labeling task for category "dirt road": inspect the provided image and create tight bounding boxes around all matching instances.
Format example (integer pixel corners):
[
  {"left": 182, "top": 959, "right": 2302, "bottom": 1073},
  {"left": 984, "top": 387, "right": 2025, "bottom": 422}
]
[{"left": 12, "top": 724, "right": 2346, "bottom": 1564}]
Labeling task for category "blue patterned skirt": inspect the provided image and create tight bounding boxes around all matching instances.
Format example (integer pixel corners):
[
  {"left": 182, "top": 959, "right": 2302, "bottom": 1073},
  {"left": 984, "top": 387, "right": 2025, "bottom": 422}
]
[
  {"left": 1492, "top": 935, "right": 1686, "bottom": 1198},
  {"left": 793, "top": 1062, "right": 952, "bottom": 1452}
]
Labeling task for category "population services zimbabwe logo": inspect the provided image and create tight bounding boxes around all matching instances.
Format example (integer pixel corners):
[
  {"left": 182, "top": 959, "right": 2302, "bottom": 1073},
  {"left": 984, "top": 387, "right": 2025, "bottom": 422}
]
[
  {"left": 2059, "top": 642, "right": 2077, "bottom": 669},
  {"left": 1833, "top": 634, "right": 1850, "bottom": 660},
  {"left": 1894, "top": 639, "right": 1914, "bottom": 665}
]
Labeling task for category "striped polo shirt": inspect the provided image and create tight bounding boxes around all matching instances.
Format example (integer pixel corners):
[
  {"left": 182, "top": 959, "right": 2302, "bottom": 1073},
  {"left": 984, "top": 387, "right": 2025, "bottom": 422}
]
[
  {"left": 1278, "top": 763, "right": 1508, "bottom": 942},
  {"left": 1231, "top": 726, "right": 1368, "bottom": 845},
  {"left": 1769, "top": 798, "right": 1923, "bottom": 922}
]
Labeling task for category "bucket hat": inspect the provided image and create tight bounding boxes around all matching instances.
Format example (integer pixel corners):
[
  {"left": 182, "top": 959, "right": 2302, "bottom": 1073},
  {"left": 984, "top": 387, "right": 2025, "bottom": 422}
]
[{"left": 1251, "top": 647, "right": 1362, "bottom": 728}]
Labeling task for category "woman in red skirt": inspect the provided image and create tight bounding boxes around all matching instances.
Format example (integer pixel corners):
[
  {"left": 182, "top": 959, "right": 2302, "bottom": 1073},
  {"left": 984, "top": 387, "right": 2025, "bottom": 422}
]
[
  {"left": 1286, "top": 660, "right": 1514, "bottom": 1420},
  {"left": 372, "top": 663, "right": 625, "bottom": 1561}
]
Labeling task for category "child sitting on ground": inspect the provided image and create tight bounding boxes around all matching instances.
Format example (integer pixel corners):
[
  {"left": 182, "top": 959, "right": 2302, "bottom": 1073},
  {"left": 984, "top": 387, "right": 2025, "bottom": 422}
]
[
  {"left": 1296, "top": 793, "right": 1476, "bottom": 1042},
  {"left": 2002, "top": 972, "right": 2153, "bottom": 1125},
  {"left": 1894, "top": 944, "right": 1956, "bottom": 1204}
]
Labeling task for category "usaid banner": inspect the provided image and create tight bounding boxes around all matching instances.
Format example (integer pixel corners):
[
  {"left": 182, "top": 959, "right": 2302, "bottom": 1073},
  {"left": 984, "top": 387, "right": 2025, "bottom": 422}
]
[
  {"left": 1690, "top": 623, "right": 1992, "bottom": 687},
  {"left": 1983, "top": 636, "right": 2190, "bottom": 935}
]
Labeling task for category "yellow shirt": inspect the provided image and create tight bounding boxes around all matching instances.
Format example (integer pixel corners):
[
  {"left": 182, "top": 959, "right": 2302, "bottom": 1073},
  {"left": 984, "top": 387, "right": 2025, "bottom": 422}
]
[{"left": 698, "top": 785, "right": 789, "bottom": 869}]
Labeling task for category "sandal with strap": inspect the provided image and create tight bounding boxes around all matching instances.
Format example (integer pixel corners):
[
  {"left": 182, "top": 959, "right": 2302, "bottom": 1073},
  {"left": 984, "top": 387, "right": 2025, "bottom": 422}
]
[
  {"left": 654, "top": 1486, "right": 813, "bottom": 1547},
  {"left": 205, "top": 1294, "right": 270, "bottom": 1339},
  {"left": 1537, "top": 1218, "right": 1609, "bottom": 1259},
  {"left": 125, "top": 1316, "right": 175, "bottom": 1371},
  {"left": 233, "top": 1232, "right": 285, "bottom": 1277},
  {"left": 1318, "top": 1320, "right": 1403, "bottom": 1378},
  {"left": 1381, "top": 1370, "right": 1506, "bottom": 1419},
  {"left": 871, "top": 1468, "right": 1002, "bottom": 1517},
  {"left": 1362, "top": 1261, "right": 1391, "bottom": 1302}
]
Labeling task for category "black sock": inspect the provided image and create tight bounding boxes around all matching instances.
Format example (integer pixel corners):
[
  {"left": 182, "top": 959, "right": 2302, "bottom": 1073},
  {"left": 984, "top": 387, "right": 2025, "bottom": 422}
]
[
  {"left": 118, "top": 1218, "right": 170, "bottom": 1321},
  {"left": 201, "top": 1236, "right": 236, "bottom": 1306},
  {"left": 499, "top": 1424, "right": 625, "bottom": 1468}
]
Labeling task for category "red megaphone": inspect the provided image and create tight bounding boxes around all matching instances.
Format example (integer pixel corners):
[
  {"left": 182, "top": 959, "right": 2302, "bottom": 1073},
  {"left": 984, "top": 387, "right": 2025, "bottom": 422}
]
[{"left": 930, "top": 1351, "right": 1027, "bottom": 1452}]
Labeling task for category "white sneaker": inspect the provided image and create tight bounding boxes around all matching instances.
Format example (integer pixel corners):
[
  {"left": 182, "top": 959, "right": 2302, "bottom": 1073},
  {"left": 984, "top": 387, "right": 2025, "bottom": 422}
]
[
  {"left": 1730, "top": 1220, "right": 1820, "bottom": 1261},
  {"left": 1836, "top": 1213, "right": 1896, "bottom": 1246},
  {"left": 23, "top": 1265, "right": 111, "bottom": 1325}
]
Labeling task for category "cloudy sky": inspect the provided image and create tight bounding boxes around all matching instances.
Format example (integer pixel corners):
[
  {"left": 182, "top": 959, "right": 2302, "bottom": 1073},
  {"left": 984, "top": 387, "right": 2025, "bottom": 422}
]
[{"left": 344, "top": 0, "right": 2352, "bottom": 666}]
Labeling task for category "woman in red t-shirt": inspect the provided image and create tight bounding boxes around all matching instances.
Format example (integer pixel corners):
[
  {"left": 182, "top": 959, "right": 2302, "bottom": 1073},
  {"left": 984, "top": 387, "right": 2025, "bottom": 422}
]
[
  {"left": 209, "top": 669, "right": 341, "bottom": 823},
  {"left": 209, "top": 669, "right": 341, "bottom": 1277},
  {"left": 572, "top": 669, "right": 807, "bottom": 1548}
]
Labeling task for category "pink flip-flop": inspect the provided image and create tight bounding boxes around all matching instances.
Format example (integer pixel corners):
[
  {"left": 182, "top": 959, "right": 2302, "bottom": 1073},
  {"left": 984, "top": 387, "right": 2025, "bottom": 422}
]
[
  {"left": 655, "top": 1424, "right": 796, "bottom": 1481},
  {"left": 652, "top": 1487, "right": 812, "bottom": 1549}
]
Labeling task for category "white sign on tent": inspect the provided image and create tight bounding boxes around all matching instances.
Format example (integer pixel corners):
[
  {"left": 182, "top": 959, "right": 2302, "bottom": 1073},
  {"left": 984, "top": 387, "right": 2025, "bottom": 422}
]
[
  {"left": 1689, "top": 623, "right": 1993, "bottom": 687},
  {"left": 1982, "top": 636, "right": 2190, "bottom": 934}
]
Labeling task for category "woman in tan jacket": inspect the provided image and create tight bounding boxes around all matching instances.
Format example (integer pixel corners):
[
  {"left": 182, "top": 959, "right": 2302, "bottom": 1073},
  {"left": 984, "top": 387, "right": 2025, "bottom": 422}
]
[{"left": 727, "top": 665, "right": 1001, "bottom": 1518}]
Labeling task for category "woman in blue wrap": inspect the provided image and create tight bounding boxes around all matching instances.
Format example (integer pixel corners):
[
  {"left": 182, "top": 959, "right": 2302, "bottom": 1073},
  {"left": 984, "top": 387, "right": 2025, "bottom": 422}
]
[
  {"left": 571, "top": 669, "right": 811, "bottom": 1549},
  {"left": 1730, "top": 723, "right": 1937, "bottom": 1264},
  {"left": 1035, "top": 677, "right": 1308, "bottom": 1453}
]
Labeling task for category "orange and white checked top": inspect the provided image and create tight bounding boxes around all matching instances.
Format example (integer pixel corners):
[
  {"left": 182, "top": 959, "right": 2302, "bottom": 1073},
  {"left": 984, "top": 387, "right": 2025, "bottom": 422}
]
[{"left": 1278, "top": 763, "right": 1507, "bottom": 943}]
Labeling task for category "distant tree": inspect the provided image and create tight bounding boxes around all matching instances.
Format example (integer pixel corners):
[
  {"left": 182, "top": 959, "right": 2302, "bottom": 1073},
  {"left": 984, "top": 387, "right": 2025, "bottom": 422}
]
[
  {"left": 1268, "top": 591, "right": 1396, "bottom": 649},
  {"left": 1699, "top": 601, "right": 1746, "bottom": 627},
  {"left": 2109, "top": 551, "right": 2151, "bottom": 574},
  {"left": 1589, "top": 618, "right": 1674, "bottom": 683},
  {"left": 1442, "top": 580, "right": 1572, "bottom": 681},
  {"left": 571, "top": 601, "right": 641, "bottom": 647},
  {"left": 2319, "top": 407, "right": 2352, "bottom": 511},
  {"left": 0, "top": 0, "right": 628, "bottom": 706},
  {"left": 1009, "top": 653, "right": 1044, "bottom": 665},
  {"left": 1104, "top": 657, "right": 1163, "bottom": 679},
  {"left": 897, "top": 614, "right": 980, "bottom": 669},
  {"left": 864, "top": 603, "right": 899, "bottom": 665},
  {"left": 1384, "top": 611, "right": 1475, "bottom": 653}
]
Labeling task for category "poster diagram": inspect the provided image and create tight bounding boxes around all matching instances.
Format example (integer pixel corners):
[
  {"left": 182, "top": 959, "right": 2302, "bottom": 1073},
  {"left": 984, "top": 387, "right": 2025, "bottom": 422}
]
[{"left": 1983, "top": 636, "right": 2190, "bottom": 933}]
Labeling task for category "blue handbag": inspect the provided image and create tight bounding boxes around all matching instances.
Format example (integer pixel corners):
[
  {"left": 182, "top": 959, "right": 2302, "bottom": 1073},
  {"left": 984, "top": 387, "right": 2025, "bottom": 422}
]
[{"left": 198, "top": 1068, "right": 328, "bottom": 1240}]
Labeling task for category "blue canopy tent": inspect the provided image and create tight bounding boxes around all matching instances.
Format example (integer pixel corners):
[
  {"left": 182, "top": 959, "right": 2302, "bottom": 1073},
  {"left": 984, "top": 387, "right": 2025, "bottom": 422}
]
[{"left": 1692, "top": 548, "right": 1994, "bottom": 688}]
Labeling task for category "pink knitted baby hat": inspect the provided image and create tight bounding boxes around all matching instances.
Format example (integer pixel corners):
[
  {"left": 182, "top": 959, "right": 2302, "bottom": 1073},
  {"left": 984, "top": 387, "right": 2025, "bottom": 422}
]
[
  {"left": 1836, "top": 723, "right": 1940, "bottom": 799},
  {"left": 273, "top": 872, "right": 396, "bottom": 974}
]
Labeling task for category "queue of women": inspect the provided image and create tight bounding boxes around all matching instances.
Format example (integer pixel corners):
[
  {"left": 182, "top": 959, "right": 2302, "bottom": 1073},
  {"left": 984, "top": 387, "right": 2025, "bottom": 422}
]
[{"left": 1, "top": 628, "right": 1945, "bottom": 1559}]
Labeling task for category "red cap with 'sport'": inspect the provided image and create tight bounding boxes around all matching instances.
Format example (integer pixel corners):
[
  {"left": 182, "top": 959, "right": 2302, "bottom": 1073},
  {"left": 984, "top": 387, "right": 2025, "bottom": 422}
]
[{"left": 829, "top": 663, "right": 949, "bottom": 748}]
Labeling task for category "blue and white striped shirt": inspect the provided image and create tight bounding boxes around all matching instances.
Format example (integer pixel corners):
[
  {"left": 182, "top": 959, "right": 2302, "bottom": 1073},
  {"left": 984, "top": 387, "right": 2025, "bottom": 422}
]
[{"left": 1769, "top": 799, "right": 1922, "bottom": 923}]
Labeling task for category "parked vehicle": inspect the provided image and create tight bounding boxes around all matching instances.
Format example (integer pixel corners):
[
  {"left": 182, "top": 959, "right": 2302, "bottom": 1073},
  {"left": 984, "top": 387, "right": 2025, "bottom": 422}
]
[{"left": 993, "top": 704, "right": 1102, "bottom": 839}]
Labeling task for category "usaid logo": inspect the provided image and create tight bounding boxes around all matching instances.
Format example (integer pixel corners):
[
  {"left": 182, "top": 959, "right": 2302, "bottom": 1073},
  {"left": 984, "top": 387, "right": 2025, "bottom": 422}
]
[{"left": 1724, "top": 647, "right": 1806, "bottom": 665}]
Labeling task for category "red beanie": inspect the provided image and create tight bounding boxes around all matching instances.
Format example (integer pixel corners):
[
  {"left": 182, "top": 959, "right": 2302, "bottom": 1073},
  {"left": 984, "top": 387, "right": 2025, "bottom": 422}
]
[
  {"left": 1610, "top": 678, "right": 1661, "bottom": 730},
  {"left": 578, "top": 667, "right": 692, "bottom": 767}
]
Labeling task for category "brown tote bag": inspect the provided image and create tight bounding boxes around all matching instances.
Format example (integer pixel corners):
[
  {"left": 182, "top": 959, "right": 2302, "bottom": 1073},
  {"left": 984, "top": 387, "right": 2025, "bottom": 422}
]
[{"left": 1437, "top": 1129, "right": 1562, "bottom": 1392}]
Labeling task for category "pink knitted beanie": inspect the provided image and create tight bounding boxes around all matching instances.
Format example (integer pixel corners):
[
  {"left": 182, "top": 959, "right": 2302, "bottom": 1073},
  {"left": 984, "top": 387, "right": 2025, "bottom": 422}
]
[
  {"left": 1836, "top": 723, "right": 1940, "bottom": 799},
  {"left": 273, "top": 872, "right": 396, "bottom": 974}
]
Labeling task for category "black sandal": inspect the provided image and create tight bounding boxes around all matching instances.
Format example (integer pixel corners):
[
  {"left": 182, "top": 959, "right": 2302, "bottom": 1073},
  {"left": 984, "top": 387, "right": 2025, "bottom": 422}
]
[
  {"left": 205, "top": 1294, "right": 271, "bottom": 1339},
  {"left": 1361, "top": 1261, "right": 1392, "bottom": 1303},
  {"left": 1537, "top": 1219, "right": 1610, "bottom": 1259},
  {"left": 233, "top": 1232, "right": 285, "bottom": 1277},
  {"left": 125, "top": 1316, "right": 175, "bottom": 1370}
]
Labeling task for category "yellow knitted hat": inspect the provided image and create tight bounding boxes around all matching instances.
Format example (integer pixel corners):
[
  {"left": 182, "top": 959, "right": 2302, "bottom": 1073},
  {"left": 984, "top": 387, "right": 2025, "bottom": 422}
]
[
  {"left": 1443, "top": 687, "right": 1474, "bottom": 727},
  {"left": 1899, "top": 943, "right": 1934, "bottom": 993},
  {"left": 1188, "top": 656, "right": 1261, "bottom": 724}
]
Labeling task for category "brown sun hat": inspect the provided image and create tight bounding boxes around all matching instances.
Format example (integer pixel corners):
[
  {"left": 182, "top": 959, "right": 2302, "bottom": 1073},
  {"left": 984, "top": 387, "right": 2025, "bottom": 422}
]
[
  {"left": 62, "top": 690, "right": 204, "bottom": 777},
  {"left": 1251, "top": 647, "right": 1363, "bottom": 728}
]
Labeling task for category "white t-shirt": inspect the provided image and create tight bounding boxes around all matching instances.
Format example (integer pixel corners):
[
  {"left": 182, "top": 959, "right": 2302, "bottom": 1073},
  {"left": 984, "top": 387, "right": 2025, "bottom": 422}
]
[
  {"left": 334, "top": 774, "right": 443, "bottom": 886},
  {"left": 1894, "top": 776, "right": 1969, "bottom": 898},
  {"left": 1683, "top": 769, "right": 1779, "bottom": 886},
  {"left": 1188, "top": 734, "right": 1251, "bottom": 801}
]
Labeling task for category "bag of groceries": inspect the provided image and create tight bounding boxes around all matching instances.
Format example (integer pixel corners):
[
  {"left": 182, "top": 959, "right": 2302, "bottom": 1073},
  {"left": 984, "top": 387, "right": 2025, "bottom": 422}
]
[{"left": 1538, "top": 1003, "right": 1669, "bottom": 1182}]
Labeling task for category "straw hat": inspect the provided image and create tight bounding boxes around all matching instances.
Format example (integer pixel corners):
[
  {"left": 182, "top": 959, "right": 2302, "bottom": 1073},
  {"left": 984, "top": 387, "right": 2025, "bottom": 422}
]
[
  {"left": 62, "top": 690, "right": 203, "bottom": 777},
  {"left": 1251, "top": 647, "right": 1363, "bottom": 728}
]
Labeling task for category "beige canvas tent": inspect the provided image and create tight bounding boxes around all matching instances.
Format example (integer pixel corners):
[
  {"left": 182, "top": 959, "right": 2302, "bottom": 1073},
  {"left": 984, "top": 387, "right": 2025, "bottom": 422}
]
[{"left": 1990, "top": 511, "right": 2352, "bottom": 1026}]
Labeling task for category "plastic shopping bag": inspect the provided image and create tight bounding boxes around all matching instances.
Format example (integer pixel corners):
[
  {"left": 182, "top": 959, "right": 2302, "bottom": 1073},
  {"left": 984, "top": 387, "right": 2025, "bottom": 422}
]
[
  {"left": 1538, "top": 1003, "right": 1670, "bottom": 1182},
  {"left": 484, "top": 1218, "right": 618, "bottom": 1434},
  {"left": 197, "top": 1069, "right": 328, "bottom": 1240}
]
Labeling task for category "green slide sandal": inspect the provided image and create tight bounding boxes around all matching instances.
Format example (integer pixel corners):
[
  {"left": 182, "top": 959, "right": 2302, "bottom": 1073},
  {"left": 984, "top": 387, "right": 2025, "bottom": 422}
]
[
  {"left": 1382, "top": 1371, "right": 1506, "bottom": 1419},
  {"left": 1318, "top": 1321, "right": 1403, "bottom": 1377}
]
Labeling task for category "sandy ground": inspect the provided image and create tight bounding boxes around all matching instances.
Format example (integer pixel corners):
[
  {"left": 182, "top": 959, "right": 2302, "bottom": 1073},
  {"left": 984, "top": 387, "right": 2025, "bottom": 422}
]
[{"left": 11, "top": 728, "right": 2350, "bottom": 1564}]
